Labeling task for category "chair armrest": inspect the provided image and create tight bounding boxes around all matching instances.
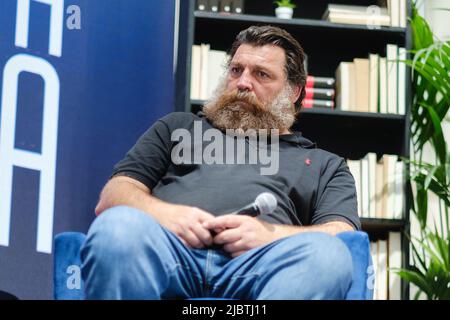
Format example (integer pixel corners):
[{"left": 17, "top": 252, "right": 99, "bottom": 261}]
[
  {"left": 54, "top": 232, "right": 87, "bottom": 300},
  {"left": 337, "top": 231, "right": 374, "bottom": 300}
]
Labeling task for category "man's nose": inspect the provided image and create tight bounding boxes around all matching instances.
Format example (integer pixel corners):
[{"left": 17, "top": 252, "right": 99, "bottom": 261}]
[{"left": 236, "top": 70, "right": 253, "bottom": 92}]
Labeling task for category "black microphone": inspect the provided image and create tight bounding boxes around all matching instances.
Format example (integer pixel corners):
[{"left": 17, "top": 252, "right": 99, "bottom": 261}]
[{"left": 231, "top": 192, "right": 277, "bottom": 217}]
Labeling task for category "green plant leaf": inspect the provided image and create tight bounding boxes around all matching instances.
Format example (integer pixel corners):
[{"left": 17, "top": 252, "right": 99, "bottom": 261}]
[
  {"left": 397, "top": 269, "right": 431, "bottom": 299},
  {"left": 274, "top": 0, "right": 296, "bottom": 9}
]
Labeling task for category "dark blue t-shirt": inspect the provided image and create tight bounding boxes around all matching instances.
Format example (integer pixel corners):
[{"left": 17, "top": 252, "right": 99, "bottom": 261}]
[{"left": 112, "top": 112, "right": 361, "bottom": 230}]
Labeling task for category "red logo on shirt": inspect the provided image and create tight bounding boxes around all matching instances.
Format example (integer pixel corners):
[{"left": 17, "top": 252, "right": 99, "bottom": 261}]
[{"left": 305, "top": 158, "right": 311, "bottom": 166}]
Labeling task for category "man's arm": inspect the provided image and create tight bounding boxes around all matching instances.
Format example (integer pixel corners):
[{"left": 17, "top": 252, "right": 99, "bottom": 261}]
[
  {"left": 272, "top": 220, "right": 354, "bottom": 237},
  {"left": 204, "top": 215, "right": 354, "bottom": 257},
  {"left": 96, "top": 175, "right": 172, "bottom": 217},
  {"left": 95, "top": 175, "right": 215, "bottom": 248}
]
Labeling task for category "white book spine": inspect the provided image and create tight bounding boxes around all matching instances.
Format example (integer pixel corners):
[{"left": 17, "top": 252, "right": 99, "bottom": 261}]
[
  {"left": 394, "top": 160, "right": 404, "bottom": 219},
  {"left": 378, "top": 240, "right": 388, "bottom": 300},
  {"left": 335, "top": 63, "right": 343, "bottom": 109},
  {"left": 386, "top": 44, "right": 398, "bottom": 114},
  {"left": 369, "top": 54, "right": 379, "bottom": 113},
  {"left": 399, "top": 0, "right": 407, "bottom": 28},
  {"left": 207, "top": 50, "right": 227, "bottom": 99},
  {"left": 397, "top": 47, "right": 407, "bottom": 115},
  {"left": 361, "top": 155, "right": 370, "bottom": 218},
  {"left": 389, "top": 0, "right": 400, "bottom": 27},
  {"left": 379, "top": 57, "right": 387, "bottom": 113},
  {"left": 368, "top": 153, "right": 377, "bottom": 217},
  {"left": 336, "top": 62, "right": 351, "bottom": 111},
  {"left": 385, "top": 155, "right": 398, "bottom": 219},
  {"left": 375, "top": 161, "right": 384, "bottom": 218},
  {"left": 388, "top": 232, "right": 402, "bottom": 300},
  {"left": 190, "top": 45, "right": 201, "bottom": 100},
  {"left": 347, "top": 160, "right": 362, "bottom": 217},
  {"left": 199, "top": 44, "right": 210, "bottom": 100}
]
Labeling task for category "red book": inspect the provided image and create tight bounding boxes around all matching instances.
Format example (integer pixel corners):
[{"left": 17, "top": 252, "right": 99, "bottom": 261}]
[
  {"left": 306, "top": 76, "right": 335, "bottom": 89},
  {"left": 302, "top": 99, "right": 335, "bottom": 109},
  {"left": 305, "top": 87, "right": 335, "bottom": 100}
]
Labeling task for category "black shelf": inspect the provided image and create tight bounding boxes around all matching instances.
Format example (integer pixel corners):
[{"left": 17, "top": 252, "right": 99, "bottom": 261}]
[
  {"left": 361, "top": 218, "right": 406, "bottom": 232},
  {"left": 191, "top": 100, "right": 406, "bottom": 159},
  {"left": 194, "top": 12, "right": 406, "bottom": 78},
  {"left": 294, "top": 109, "right": 406, "bottom": 159},
  {"left": 195, "top": 11, "right": 406, "bottom": 34},
  {"left": 361, "top": 218, "right": 407, "bottom": 241}
]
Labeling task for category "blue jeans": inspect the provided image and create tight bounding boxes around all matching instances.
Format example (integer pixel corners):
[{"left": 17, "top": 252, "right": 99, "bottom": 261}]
[{"left": 80, "top": 206, "right": 353, "bottom": 299}]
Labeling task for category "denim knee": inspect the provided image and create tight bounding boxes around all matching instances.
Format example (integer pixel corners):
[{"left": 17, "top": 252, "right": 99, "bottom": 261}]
[
  {"left": 81, "top": 206, "right": 161, "bottom": 262},
  {"left": 301, "top": 232, "right": 353, "bottom": 290}
]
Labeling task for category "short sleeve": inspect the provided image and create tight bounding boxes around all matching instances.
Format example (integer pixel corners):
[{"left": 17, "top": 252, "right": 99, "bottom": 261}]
[
  {"left": 111, "top": 119, "right": 172, "bottom": 190},
  {"left": 311, "top": 156, "right": 361, "bottom": 230}
]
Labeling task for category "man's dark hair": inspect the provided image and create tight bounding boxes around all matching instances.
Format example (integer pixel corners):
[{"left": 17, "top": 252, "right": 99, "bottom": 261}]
[{"left": 228, "top": 25, "right": 307, "bottom": 110}]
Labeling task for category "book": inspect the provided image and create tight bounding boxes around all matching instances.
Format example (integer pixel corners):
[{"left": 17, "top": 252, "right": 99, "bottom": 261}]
[
  {"left": 325, "top": 12, "right": 391, "bottom": 27},
  {"left": 378, "top": 240, "right": 388, "bottom": 300},
  {"left": 305, "top": 87, "right": 335, "bottom": 100},
  {"left": 306, "top": 76, "right": 335, "bottom": 89},
  {"left": 369, "top": 54, "right": 380, "bottom": 113},
  {"left": 388, "top": 0, "right": 400, "bottom": 27},
  {"left": 386, "top": 44, "right": 398, "bottom": 114},
  {"left": 231, "top": 0, "right": 244, "bottom": 14},
  {"left": 206, "top": 49, "right": 228, "bottom": 98},
  {"left": 190, "top": 45, "right": 201, "bottom": 100},
  {"left": 220, "top": 0, "right": 233, "bottom": 13},
  {"left": 335, "top": 62, "right": 355, "bottom": 111},
  {"left": 379, "top": 57, "right": 388, "bottom": 113},
  {"left": 302, "top": 99, "right": 334, "bottom": 108},
  {"left": 383, "top": 154, "right": 398, "bottom": 219},
  {"left": 388, "top": 232, "right": 402, "bottom": 300},
  {"left": 368, "top": 153, "right": 377, "bottom": 218},
  {"left": 399, "top": 0, "right": 407, "bottom": 28},
  {"left": 393, "top": 160, "right": 404, "bottom": 219},
  {"left": 347, "top": 160, "right": 362, "bottom": 216},
  {"left": 354, "top": 58, "right": 370, "bottom": 112},
  {"left": 375, "top": 161, "right": 385, "bottom": 218},
  {"left": 397, "top": 47, "right": 406, "bottom": 115},
  {"left": 199, "top": 43, "right": 210, "bottom": 100},
  {"left": 361, "top": 154, "right": 370, "bottom": 218},
  {"left": 324, "top": 4, "right": 389, "bottom": 16},
  {"left": 196, "top": 0, "right": 208, "bottom": 11},
  {"left": 208, "top": 0, "right": 220, "bottom": 13},
  {"left": 323, "top": 4, "right": 391, "bottom": 27}
]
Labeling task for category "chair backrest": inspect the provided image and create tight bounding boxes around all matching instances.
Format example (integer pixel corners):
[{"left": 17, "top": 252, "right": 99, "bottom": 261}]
[{"left": 54, "top": 231, "right": 373, "bottom": 300}]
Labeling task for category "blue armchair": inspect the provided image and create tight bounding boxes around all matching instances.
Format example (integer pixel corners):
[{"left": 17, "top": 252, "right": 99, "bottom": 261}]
[{"left": 54, "top": 231, "right": 373, "bottom": 300}]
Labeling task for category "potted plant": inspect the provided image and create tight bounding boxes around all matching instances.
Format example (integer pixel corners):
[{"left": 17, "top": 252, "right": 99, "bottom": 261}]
[
  {"left": 274, "top": 0, "right": 296, "bottom": 19},
  {"left": 396, "top": 2, "right": 450, "bottom": 300}
]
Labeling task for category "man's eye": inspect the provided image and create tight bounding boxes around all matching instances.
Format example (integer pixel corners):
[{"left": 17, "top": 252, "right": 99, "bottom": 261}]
[
  {"left": 230, "top": 67, "right": 241, "bottom": 75},
  {"left": 257, "top": 71, "right": 269, "bottom": 78}
]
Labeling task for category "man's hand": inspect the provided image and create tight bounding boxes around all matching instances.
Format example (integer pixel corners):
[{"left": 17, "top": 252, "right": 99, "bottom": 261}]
[
  {"left": 203, "top": 215, "right": 278, "bottom": 258},
  {"left": 203, "top": 215, "right": 355, "bottom": 258},
  {"left": 159, "top": 205, "right": 216, "bottom": 249}
]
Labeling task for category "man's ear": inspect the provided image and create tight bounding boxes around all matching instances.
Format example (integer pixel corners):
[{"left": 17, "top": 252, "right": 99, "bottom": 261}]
[{"left": 290, "top": 85, "right": 302, "bottom": 104}]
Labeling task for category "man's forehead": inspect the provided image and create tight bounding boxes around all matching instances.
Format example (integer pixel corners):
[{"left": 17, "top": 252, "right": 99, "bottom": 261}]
[{"left": 231, "top": 44, "right": 285, "bottom": 69}]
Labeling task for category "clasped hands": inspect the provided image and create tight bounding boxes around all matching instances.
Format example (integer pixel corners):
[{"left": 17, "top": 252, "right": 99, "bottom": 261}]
[{"left": 160, "top": 205, "right": 278, "bottom": 258}]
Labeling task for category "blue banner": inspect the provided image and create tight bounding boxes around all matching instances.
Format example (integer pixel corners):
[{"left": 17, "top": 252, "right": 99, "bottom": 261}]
[{"left": 0, "top": 0, "right": 176, "bottom": 299}]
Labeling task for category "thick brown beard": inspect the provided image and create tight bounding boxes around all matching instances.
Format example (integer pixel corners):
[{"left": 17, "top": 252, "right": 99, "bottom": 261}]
[{"left": 203, "top": 81, "right": 297, "bottom": 134}]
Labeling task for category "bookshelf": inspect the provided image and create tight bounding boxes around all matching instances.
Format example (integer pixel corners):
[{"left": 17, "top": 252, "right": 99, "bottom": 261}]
[{"left": 175, "top": 0, "right": 412, "bottom": 299}]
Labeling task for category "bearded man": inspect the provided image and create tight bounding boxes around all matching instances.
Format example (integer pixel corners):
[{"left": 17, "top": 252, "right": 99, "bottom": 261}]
[{"left": 81, "top": 25, "right": 361, "bottom": 300}]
